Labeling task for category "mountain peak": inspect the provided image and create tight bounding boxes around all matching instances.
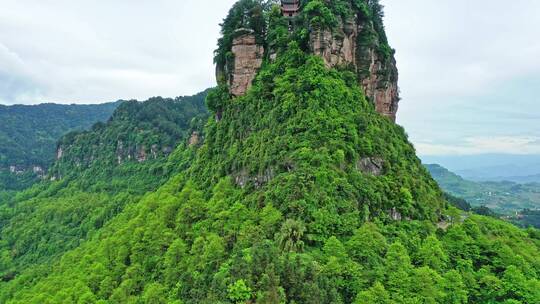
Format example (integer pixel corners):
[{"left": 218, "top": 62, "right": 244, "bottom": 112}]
[
  {"left": 215, "top": 0, "right": 399, "bottom": 121},
  {"left": 2, "top": 2, "right": 539, "bottom": 303}
]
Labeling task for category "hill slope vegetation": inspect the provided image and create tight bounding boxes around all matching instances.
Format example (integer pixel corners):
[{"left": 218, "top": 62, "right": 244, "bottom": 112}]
[
  {"left": 0, "top": 102, "right": 120, "bottom": 170},
  {"left": 0, "top": 1, "right": 538, "bottom": 303},
  {"left": 0, "top": 92, "right": 208, "bottom": 291}
]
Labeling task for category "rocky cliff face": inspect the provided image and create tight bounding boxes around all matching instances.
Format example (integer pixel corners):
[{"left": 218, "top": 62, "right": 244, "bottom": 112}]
[
  {"left": 56, "top": 141, "right": 170, "bottom": 168},
  {"left": 216, "top": 3, "right": 399, "bottom": 121},
  {"left": 309, "top": 16, "right": 399, "bottom": 121},
  {"left": 310, "top": 18, "right": 358, "bottom": 67},
  {"left": 218, "top": 29, "right": 265, "bottom": 97}
]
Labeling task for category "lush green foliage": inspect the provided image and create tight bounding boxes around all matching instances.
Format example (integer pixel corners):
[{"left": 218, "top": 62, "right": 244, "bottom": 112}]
[
  {"left": 215, "top": 0, "right": 396, "bottom": 88},
  {"left": 1, "top": 43, "right": 537, "bottom": 303},
  {"left": 50, "top": 92, "right": 208, "bottom": 181},
  {"left": 0, "top": 93, "right": 208, "bottom": 290},
  {"left": 0, "top": 1, "right": 537, "bottom": 303},
  {"left": 0, "top": 171, "right": 38, "bottom": 209},
  {"left": 0, "top": 171, "right": 38, "bottom": 193},
  {"left": 215, "top": 0, "right": 271, "bottom": 69},
  {"left": 0, "top": 102, "right": 120, "bottom": 169}
]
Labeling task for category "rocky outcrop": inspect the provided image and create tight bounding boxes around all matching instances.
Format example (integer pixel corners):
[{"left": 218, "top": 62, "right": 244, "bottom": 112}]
[
  {"left": 358, "top": 47, "right": 399, "bottom": 121},
  {"left": 389, "top": 208, "right": 403, "bottom": 221},
  {"left": 216, "top": 11, "right": 399, "bottom": 120},
  {"left": 309, "top": 16, "right": 400, "bottom": 121},
  {"left": 151, "top": 144, "right": 159, "bottom": 158},
  {"left": 227, "top": 29, "right": 265, "bottom": 97},
  {"left": 188, "top": 131, "right": 200, "bottom": 146},
  {"left": 310, "top": 18, "right": 357, "bottom": 67},
  {"left": 357, "top": 157, "right": 384, "bottom": 176},
  {"left": 136, "top": 145, "right": 147, "bottom": 163},
  {"left": 234, "top": 168, "right": 275, "bottom": 189},
  {"left": 4, "top": 164, "right": 45, "bottom": 177},
  {"left": 32, "top": 166, "right": 45, "bottom": 177},
  {"left": 56, "top": 147, "right": 64, "bottom": 160}
]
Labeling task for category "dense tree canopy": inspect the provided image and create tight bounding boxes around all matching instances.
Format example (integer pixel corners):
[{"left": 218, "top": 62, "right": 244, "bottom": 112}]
[
  {"left": 0, "top": 92, "right": 209, "bottom": 294},
  {"left": 0, "top": 41, "right": 537, "bottom": 303},
  {"left": 0, "top": 1, "right": 537, "bottom": 303},
  {"left": 0, "top": 102, "right": 120, "bottom": 169}
]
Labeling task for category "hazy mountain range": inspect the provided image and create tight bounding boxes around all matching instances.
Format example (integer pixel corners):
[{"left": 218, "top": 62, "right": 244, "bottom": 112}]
[
  {"left": 422, "top": 154, "right": 540, "bottom": 183},
  {"left": 425, "top": 163, "right": 540, "bottom": 214}
]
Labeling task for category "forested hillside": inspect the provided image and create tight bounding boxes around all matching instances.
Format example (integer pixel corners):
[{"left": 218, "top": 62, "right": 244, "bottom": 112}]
[
  {"left": 50, "top": 92, "right": 209, "bottom": 183},
  {"left": 0, "top": 102, "right": 121, "bottom": 201},
  {"left": 0, "top": 92, "right": 208, "bottom": 293},
  {"left": 0, "top": 102, "right": 120, "bottom": 170},
  {"left": 0, "top": 1, "right": 538, "bottom": 303}
]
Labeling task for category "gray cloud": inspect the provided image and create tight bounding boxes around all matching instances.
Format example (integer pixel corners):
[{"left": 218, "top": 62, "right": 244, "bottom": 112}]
[
  {"left": 0, "top": 0, "right": 237, "bottom": 104},
  {"left": 382, "top": 0, "right": 540, "bottom": 155},
  {"left": 0, "top": 43, "right": 45, "bottom": 104}
]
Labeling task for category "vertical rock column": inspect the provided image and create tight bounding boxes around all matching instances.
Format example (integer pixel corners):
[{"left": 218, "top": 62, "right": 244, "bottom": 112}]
[
  {"left": 229, "top": 30, "right": 265, "bottom": 97},
  {"left": 359, "top": 48, "right": 399, "bottom": 122}
]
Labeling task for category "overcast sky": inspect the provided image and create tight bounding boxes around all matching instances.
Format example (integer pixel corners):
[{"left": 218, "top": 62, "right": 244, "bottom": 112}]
[{"left": 1, "top": 0, "right": 539, "bottom": 157}]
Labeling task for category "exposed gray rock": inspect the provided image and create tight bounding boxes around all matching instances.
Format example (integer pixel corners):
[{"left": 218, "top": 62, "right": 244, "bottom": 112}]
[
  {"left": 56, "top": 147, "right": 64, "bottom": 159},
  {"left": 136, "top": 145, "right": 147, "bottom": 163},
  {"left": 389, "top": 208, "right": 402, "bottom": 221},
  {"left": 188, "top": 131, "right": 200, "bottom": 146},
  {"left": 234, "top": 168, "right": 275, "bottom": 189},
  {"left": 357, "top": 157, "right": 384, "bottom": 176}
]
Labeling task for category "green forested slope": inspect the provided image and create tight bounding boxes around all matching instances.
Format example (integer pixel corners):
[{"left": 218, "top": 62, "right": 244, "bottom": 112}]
[
  {"left": 0, "top": 102, "right": 120, "bottom": 169},
  {"left": 0, "top": 1, "right": 538, "bottom": 304},
  {"left": 0, "top": 101, "right": 121, "bottom": 195},
  {"left": 50, "top": 92, "right": 209, "bottom": 184},
  {"left": 0, "top": 92, "right": 208, "bottom": 289}
]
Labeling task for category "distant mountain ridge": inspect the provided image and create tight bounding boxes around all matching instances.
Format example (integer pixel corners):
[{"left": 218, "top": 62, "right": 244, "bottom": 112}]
[
  {"left": 0, "top": 101, "right": 121, "bottom": 171},
  {"left": 426, "top": 163, "right": 540, "bottom": 214},
  {"left": 500, "top": 174, "right": 540, "bottom": 184},
  {"left": 458, "top": 170, "right": 540, "bottom": 184},
  {"left": 422, "top": 154, "right": 540, "bottom": 183}
]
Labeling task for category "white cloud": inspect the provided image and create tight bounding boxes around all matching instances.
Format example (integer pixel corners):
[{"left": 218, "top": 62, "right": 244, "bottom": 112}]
[
  {"left": 0, "top": 43, "right": 45, "bottom": 104},
  {"left": 383, "top": 0, "right": 540, "bottom": 102},
  {"left": 0, "top": 0, "right": 237, "bottom": 104},
  {"left": 381, "top": 0, "right": 540, "bottom": 155}
]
